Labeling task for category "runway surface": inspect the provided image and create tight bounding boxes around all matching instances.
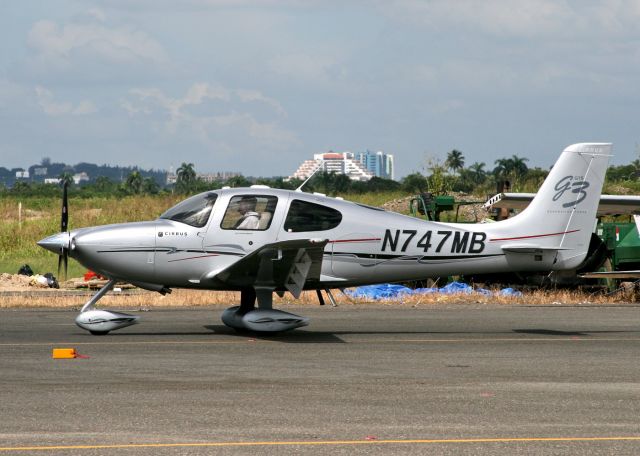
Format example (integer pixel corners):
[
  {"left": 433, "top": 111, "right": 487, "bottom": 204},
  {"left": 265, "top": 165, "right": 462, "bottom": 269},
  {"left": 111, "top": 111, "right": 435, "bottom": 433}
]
[{"left": 1, "top": 304, "right": 639, "bottom": 455}]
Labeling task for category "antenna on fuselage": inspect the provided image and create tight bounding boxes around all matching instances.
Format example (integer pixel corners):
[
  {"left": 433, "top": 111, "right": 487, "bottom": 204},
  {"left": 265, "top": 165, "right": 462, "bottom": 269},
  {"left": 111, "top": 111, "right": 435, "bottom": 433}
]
[{"left": 295, "top": 164, "right": 323, "bottom": 192}]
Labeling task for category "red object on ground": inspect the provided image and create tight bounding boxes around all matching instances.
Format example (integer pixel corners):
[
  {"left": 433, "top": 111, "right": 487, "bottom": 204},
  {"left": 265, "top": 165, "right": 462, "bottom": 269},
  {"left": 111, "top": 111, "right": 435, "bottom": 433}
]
[{"left": 83, "top": 270, "right": 105, "bottom": 281}]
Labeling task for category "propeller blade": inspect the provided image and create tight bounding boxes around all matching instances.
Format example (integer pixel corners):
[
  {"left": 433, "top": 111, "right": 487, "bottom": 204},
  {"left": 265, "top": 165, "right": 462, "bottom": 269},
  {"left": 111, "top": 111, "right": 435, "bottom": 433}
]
[
  {"left": 58, "top": 181, "right": 69, "bottom": 281},
  {"left": 61, "top": 181, "right": 68, "bottom": 233},
  {"left": 57, "top": 252, "right": 63, "bottom": 279},
  {"left": 63, "top": 251, "right": 68, "bottom": 281},
  {"left": 57, "top": 251, "right": 68, "bottom": 281}
]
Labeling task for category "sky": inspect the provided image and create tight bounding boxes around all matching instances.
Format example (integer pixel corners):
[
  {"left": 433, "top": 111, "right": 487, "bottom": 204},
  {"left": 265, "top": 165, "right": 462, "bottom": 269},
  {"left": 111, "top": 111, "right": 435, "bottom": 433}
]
[{"left": 1, "top": 0, "right": 639, "bottom": 179}]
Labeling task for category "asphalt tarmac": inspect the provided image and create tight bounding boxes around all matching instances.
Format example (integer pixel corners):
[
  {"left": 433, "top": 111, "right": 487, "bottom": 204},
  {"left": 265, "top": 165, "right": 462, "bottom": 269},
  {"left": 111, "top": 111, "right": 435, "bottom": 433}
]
[{"left": 1, "top": 304, "right": 640, "bottom": 455}]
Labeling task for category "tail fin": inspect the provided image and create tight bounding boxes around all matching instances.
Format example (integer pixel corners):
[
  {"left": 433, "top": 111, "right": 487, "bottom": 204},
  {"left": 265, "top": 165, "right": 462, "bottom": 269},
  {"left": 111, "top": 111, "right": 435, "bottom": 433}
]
[{"left": 499, "top": 143, "right": 611, "bottom": 270}]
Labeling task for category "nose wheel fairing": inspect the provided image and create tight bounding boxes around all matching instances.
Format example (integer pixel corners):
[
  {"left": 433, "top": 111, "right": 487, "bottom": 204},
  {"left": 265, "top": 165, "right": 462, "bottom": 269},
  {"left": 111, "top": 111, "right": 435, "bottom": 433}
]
[
  {"left": 74, "top": 278, "right": 140, "bottom": 335},
  {"left": 75, "top": 310, "right": 139, "bottom": 334}
]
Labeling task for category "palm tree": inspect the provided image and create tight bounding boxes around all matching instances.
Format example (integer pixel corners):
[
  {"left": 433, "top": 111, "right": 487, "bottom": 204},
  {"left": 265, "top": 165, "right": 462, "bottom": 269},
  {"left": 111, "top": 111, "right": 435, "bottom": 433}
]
[
  {"left": 445, "top": 149, "right": 465, "bottom": 175},
  {"left": 176, "top": 162, "right": 197, "bottom": 194},
  {"left": 510, "top": 155, "right": 529, "bottom": 180},
  {"left": 58, "top": 172, "right": 74, "bottom": 188},
  {"left": 468, "top": 162, "right": 486, "bottom": 185},
  {"left": 125, "top": 171, "right": 143, "bottom": 194},
  {"left": 493, "top": 157, "right": 512, "bottom": 179}
]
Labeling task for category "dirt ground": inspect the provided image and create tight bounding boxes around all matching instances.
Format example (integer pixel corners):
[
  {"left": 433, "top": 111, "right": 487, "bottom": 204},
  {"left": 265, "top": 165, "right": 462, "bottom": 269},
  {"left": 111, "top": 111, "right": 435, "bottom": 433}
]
[
  {"left": 0, "top": 273, "right": 42, "bottom": 291},
  {"left": 0, "top": 273, "right": 636, "bottom": 309}
]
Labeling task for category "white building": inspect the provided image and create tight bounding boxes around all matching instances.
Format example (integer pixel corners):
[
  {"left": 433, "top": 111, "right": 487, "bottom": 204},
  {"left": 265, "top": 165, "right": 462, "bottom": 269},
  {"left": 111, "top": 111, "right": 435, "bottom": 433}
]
[
  {"left": 355, "top": 150, "right": 394, "bottom": 180},
  {"left": 73, "top": 172, "right": 89, "bottom": 185},
  {"left": 166, "top": 171, "right": 242, "bottom": 185},
  {"left": 197, "top": 171, "right": 242, "bottom": 183},
  {"left": 289, "top": 152, "right": 374, "bottom": 181}
]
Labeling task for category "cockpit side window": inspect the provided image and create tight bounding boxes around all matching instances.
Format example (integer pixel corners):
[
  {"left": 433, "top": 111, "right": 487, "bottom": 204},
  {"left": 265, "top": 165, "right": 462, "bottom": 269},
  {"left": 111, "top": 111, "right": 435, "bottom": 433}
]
[
  {"left": 159, "top": 192, "right": 218, "bottom": 228},
  {"left": 221, "top": 195, "right": 278, "bottom": 231},
  {"left": 284, "top": 199, "right": 342, "bottom": 232}
]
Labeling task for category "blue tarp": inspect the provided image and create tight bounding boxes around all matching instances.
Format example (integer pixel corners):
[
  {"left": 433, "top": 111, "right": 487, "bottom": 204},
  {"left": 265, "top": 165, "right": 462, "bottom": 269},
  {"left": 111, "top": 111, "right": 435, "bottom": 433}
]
[
  {"left": 347, "top": 284, "right": 413, "bottom": 299},
  {"left": 498, "top": 287, "right": 523, "bottom": 297},
  {"left": 346, "top": 282, "right": 520, "bottom": 300}
]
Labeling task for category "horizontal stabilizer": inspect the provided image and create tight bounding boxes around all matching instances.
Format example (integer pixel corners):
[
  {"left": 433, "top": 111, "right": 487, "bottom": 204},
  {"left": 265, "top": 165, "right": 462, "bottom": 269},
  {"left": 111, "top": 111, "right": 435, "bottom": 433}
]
[{"left": 580, "top": 271, "right": 640, "bottom": 279}]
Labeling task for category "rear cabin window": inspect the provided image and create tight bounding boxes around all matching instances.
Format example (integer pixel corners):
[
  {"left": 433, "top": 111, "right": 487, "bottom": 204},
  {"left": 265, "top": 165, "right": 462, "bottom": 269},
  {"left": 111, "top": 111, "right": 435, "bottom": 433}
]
[
  {"left": 159, "top": 192, "right": 218, "bottom": 228},
  {"left": 284, "top": 200, "right": 342, "bottom": 232},
  {"left": 220, "top": 195, "right": 278, "bottom": 231}
]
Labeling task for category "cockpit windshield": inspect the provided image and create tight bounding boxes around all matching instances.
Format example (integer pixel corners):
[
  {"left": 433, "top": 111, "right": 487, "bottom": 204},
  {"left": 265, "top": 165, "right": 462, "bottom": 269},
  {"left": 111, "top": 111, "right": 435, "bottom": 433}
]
[{"left": 159, "top": 192, "right": 218, "bottom": 228}]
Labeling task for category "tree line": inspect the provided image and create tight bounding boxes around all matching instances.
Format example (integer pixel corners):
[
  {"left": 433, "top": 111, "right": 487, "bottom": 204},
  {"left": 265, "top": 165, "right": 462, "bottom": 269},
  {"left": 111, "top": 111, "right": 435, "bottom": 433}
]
[{"left": 2, "top": 154, "right": 639, "bottom": 198}]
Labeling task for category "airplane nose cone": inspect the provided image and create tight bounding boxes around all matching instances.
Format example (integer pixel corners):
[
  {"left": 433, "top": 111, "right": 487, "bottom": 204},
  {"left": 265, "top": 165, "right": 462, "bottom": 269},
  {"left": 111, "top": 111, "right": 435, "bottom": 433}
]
[{"left": 37, "top": 232, "right": 70, "bottom": 255}]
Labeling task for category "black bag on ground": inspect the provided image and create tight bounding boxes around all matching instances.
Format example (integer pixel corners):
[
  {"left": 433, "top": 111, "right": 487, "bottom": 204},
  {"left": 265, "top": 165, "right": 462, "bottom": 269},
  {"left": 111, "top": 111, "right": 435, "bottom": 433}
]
[
  {"left": 43, "top": 272, "right": 59, "bottom": 289},
  {"left": 18, "top": 264, "right": 34, "bottom": 276}
]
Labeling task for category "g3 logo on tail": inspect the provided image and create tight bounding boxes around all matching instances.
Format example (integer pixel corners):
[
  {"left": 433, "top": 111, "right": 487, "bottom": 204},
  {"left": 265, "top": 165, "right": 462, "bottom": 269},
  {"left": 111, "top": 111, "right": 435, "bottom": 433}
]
[{"left": 553, "top": 176, "right": 589, "bottom": 208}]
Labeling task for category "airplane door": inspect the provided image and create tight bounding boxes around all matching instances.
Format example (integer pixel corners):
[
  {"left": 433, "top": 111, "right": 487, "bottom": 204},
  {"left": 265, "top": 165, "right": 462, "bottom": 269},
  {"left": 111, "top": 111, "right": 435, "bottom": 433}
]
[{"left": 204, "top": 193, "right": 287, "bottom": 258}]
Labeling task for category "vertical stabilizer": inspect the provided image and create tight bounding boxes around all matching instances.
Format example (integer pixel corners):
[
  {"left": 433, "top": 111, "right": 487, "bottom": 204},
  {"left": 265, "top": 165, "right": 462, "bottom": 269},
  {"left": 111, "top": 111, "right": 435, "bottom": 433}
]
[{"left": 495, "top": 143, "right": 611, "bottom": 270}]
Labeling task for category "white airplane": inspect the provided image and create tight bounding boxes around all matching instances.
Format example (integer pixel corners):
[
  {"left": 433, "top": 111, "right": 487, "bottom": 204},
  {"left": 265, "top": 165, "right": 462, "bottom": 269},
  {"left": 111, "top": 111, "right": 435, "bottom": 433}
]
[{"left": 38, "top": 143, "right": 611, "bottom": 334}]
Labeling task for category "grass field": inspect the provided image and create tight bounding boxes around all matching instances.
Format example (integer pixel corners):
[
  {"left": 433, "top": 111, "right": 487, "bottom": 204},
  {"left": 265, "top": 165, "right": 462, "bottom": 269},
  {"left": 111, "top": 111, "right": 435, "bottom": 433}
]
[
  {"left": 0, "top": 195, "right": 184, "bottom": 276},
  {"left": 0, "top": 191, "right": 409, "bottom": 276}
]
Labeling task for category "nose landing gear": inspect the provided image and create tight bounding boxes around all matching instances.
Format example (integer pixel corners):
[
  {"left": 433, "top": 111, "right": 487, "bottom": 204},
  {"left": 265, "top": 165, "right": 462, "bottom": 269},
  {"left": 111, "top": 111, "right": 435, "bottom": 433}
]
[{"left": 75, "top": 279, "right": 140, "bottom": 335}]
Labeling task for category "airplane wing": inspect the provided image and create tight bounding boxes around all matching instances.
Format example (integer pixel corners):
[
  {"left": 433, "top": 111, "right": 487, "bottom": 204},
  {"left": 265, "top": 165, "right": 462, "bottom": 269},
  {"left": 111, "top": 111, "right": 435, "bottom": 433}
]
[
  {"left": 201, "top": 238, "right": 328, "bottom": 297},
  {"left": 484, "top": 193, "right": 640, "bottom": 216}
]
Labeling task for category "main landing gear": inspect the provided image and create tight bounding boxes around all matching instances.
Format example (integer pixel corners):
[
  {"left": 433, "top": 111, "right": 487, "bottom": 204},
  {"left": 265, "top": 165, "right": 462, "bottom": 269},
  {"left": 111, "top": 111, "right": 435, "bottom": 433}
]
[
  {"left": 75, "top": 281, "right": 317, "bottom": 335},
  {"left": 221, "top": 287, "right": 309, "bottom": 332}
]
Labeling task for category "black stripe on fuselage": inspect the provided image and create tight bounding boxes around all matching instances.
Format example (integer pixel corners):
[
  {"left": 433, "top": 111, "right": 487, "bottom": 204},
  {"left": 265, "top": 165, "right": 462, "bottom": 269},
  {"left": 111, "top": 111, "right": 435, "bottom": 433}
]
[
  {"left": 331, "top": 252, "right": 504, "bottom": 261},
  {"left": 96, "top": 248, "right": 245, "bottom": 257}
]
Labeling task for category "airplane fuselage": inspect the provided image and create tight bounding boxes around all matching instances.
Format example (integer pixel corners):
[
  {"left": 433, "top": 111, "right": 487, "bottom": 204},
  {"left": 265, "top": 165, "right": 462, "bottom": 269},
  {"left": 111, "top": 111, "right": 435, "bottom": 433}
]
[
  {"left": 66, "top": 187, "right": 581, "bottom": 290},
  {"left": 36, "top": 143, "right": 612, "bottom": 333}
]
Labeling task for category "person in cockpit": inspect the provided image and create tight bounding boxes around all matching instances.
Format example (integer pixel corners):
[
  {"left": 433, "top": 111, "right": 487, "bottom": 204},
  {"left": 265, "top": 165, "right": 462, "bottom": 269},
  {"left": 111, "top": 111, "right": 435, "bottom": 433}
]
[{"left": 234, "top": 196, "right": 260, "bottom": 229}]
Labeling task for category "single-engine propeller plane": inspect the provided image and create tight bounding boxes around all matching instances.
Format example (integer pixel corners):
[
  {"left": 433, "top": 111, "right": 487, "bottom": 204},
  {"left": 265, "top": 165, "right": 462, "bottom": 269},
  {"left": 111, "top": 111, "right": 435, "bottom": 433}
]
[{"left": 38, "top": 143, "right": 611, "bottom": 334}]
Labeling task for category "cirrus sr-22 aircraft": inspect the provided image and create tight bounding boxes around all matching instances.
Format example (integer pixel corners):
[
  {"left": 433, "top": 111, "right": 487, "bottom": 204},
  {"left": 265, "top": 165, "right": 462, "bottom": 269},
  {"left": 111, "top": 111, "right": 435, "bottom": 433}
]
[{"left": 38, "top": 143, "right": 611, "bottom": 335}]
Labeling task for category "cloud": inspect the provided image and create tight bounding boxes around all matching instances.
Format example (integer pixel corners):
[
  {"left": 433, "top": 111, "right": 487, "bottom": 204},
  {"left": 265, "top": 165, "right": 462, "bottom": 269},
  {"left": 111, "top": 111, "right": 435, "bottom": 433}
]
[
  {"left": 124, "top": 83, "right": 231, "bottom": 132},
  {"left": 0, "top": 79, "right": 32, "bottom": 112},
  {"left": 236, "top": 89, "right": 286, "bottom": 116},
  {"left": 374, "top": 0, "right": 640, "bottom": 99},
  {"left": 267, "top": 53, "right": 344, "bottom": 88},
  {"left": 20, "top": 14, "right": 169, "bottom": 84},
  {"left": 35, "top": 86, "right": 97, "bottom": 116},
  {"left": 382, "top": 0, "right": 640, "bottom": 38},
  {"left": 122, "top": 82, "right": 298, "bottom": 149},
  {"left": 85, "top": 8, "right": 107, "bottom": 22},
  {"left": 94, "top": 0, "right": 327, "bottom": 11},
  {"left": 28, "top": 19, "right": 167, "bottom": 64}
]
